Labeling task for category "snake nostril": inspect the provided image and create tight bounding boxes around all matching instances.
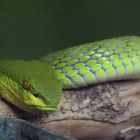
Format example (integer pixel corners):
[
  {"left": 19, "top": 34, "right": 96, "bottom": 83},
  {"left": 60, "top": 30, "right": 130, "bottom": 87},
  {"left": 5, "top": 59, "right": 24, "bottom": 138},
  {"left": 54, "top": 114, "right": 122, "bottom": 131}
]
[
  {"left": 33, "top": 93, "right": 40, "bottom": 98},
  {"left": 32, "top": 93, "right": 46, "bottom": 102}
]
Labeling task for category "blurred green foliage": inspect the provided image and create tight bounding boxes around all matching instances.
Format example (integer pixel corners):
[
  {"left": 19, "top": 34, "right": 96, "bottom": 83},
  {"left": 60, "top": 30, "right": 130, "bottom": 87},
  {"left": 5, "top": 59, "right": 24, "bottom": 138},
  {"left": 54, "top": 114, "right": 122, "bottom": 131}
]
[{"left": 0, "top": 0, "right": 139, "bottom": 59}]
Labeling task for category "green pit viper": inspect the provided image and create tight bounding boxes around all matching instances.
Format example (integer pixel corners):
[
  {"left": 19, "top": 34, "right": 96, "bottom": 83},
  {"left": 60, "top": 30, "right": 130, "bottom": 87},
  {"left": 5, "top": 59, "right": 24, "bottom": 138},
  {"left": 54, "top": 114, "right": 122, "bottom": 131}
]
[{"left": 1, "top": 36, "right": 140, "bottom": 114}]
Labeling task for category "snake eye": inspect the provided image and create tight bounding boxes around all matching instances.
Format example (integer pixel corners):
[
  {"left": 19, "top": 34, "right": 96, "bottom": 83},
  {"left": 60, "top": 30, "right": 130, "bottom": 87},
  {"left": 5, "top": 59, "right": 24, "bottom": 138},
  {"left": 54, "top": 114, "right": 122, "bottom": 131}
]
[{"left": 23, "top": 80, "right": 31, "bottom": 90}]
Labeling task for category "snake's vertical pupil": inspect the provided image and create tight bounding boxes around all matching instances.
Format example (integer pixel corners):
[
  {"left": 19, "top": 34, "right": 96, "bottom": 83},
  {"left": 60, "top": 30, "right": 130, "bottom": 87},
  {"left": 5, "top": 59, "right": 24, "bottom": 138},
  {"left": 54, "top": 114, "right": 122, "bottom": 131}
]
[{"left": 23, "top": 80, "right": 31, "bottom": 90}]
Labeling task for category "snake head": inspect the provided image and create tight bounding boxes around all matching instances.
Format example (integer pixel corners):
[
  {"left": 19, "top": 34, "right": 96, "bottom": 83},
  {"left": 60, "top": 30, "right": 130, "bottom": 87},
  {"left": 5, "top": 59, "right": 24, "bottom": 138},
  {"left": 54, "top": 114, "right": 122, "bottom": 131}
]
[{"left": 0, "top": 60, "right": 62, "bottom": 114}]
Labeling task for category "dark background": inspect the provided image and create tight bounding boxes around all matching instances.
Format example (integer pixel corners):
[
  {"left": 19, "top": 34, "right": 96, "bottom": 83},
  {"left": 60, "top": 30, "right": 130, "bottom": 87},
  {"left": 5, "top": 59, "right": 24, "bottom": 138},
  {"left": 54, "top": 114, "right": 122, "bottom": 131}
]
[{"left": 0, "top": 0, "right": 140, "bottom": 59}]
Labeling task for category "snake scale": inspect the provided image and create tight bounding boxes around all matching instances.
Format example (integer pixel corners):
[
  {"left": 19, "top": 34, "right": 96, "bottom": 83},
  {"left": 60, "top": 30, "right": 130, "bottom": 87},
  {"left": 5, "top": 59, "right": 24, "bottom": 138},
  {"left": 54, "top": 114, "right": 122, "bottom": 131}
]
[
  {"left": 41, "top": 36, "right": 140, "bottom": 89},
  {"left": 0, "top": 36, "right": 140, "bottom": 114}
]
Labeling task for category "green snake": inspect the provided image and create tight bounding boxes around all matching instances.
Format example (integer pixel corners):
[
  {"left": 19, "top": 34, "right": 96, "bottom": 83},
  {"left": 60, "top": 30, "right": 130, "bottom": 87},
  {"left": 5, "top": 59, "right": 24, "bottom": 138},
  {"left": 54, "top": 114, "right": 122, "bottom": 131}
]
[{"left": 0, "top": 36, "right": 140, "bottom": 114}]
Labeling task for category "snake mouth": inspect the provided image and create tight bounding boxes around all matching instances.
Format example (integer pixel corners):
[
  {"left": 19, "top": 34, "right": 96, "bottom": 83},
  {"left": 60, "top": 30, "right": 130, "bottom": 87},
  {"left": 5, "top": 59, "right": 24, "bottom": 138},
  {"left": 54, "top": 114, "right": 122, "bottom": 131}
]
[
  {"left": 24, "top": 105, "right": 58, "bottom": 114},
  {"left": 23, "top": 91, "right": 59, "bottom": 112}
]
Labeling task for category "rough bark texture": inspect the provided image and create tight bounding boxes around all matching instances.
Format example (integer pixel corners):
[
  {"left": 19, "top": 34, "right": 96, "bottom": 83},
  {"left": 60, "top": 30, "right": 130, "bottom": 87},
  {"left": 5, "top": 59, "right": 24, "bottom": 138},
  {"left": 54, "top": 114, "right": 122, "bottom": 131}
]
[{"left": 0, "top": 80, "right": 140, "bottom": 140}]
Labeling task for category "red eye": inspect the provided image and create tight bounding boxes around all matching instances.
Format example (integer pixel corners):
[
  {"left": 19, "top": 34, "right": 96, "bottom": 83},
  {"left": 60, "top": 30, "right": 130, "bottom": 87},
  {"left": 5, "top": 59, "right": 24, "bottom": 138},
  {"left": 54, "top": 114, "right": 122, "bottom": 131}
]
[{"left": 23, "top": 80, "right": 31, "bottom": 90}]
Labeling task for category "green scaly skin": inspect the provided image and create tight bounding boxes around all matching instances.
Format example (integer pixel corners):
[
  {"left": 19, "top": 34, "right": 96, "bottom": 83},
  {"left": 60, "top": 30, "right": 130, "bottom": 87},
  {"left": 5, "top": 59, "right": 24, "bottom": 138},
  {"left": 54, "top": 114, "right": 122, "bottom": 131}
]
[
  {"left": 0, "top": 36, "right": 140, "bottom": 114},
  {"left": 0, "top": 60, "right": 62, "bottom": 114},
  {"left": 41, "top": 36, "right": 140, "bottom": 89}
]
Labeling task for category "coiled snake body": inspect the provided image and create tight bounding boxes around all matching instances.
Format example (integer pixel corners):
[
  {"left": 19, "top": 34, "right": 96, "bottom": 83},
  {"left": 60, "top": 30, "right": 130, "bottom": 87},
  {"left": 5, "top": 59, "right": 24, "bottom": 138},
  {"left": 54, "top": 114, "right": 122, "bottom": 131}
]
[
  {"left": 0, "top": 36, "right": 140, "bottom": 113},
  {"left": 41, "top": 36, "right": 140, "bottom": 89}
]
